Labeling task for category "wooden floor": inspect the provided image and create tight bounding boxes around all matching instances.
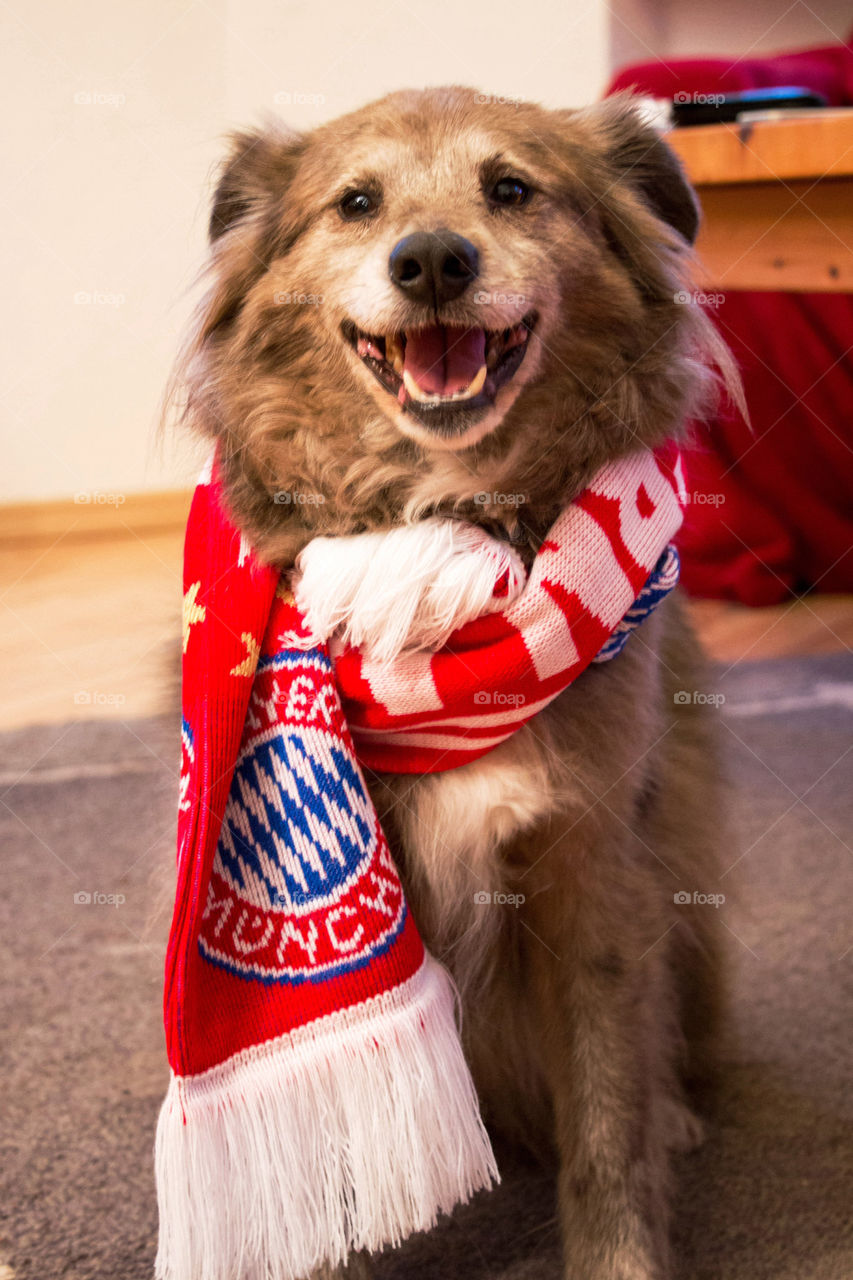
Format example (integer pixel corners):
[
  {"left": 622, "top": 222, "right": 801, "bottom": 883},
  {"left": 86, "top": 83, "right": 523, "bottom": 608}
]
[
  {"left": 0, "top": 530, "right": 184, "bottom": 732},
  {"left": 1, "top": 526, "right": 852, "bottom": 732}
]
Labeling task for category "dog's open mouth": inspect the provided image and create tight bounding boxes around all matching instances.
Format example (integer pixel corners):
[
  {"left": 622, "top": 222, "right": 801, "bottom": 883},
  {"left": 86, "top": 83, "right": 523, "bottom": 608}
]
[{"left": 342, "top": 312, "right": 537, "bottom": 430}]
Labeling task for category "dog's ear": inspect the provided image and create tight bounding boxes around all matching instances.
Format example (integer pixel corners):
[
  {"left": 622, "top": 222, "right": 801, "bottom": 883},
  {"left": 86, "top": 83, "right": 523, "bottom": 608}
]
[
  {"left": 600, "top": 97, "right": 699, "bottom": 244},
  {"left": 570, "top": 96, "right": 699, "bottom": 245},
  {"left": 209, "top": 126, "right": 306, "bottom": 242},
  {"left": 191, "top": 127, "right": 307, "bottom": 345}
]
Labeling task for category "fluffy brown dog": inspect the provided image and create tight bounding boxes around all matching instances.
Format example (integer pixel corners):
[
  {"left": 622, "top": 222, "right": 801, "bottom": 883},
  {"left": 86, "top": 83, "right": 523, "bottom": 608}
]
[{"left": 173, "top": 86, "right": 735, "bottom": 1280}]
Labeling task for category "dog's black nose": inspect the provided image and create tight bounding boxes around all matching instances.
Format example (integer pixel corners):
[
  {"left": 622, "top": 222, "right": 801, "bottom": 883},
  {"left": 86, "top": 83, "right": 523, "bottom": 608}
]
[{"left": 388, "top": 230, "right": 479, "bottom": 306}]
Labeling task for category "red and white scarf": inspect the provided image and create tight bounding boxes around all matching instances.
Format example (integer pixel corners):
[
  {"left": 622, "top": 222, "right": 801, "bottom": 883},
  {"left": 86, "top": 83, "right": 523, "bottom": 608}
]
[{"left": 156, "top": 447, "right": 685, "bottom": 1280}]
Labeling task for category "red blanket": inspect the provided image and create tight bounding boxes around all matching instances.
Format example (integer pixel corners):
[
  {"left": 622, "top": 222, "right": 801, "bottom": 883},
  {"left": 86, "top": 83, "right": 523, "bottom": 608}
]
[{"left": 608, "top": 33, "right": 853, "bottom": 603}]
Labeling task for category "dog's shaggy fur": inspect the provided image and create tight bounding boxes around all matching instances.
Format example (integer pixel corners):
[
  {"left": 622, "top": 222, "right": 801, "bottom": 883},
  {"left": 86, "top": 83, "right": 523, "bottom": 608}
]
[{"left": 171, "top": 87, "right": 737, "bottom": 1280}]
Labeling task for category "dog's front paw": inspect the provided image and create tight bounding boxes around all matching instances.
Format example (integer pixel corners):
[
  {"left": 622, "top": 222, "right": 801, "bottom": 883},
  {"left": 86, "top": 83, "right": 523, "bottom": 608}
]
[{"left": 292, "top": 517, "right": 526, "bottom": 661}]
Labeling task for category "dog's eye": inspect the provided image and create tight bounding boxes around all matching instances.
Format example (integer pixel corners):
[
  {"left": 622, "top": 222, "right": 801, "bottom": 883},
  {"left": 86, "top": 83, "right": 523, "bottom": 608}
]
[
  {"left": 339, "top": 190, "right": 379, "bottom": 221},
  {"left": 489, "top": 177, "right": 530, "bottom": 208}
]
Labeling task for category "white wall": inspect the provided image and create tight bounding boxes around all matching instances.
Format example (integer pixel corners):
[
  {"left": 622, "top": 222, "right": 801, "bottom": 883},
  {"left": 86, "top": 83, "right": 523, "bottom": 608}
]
[
  {"left": 3, "top": 0, "right": 848, "bottom": 502},
  {"left": 2, "top": 0, "right": 609, "bottom": 504},
  {"left": 2, "top": 1, "right": 232, "bottom": 503},
  {"left": 221, "top": 0, "right": 610, "bottom": 125}
]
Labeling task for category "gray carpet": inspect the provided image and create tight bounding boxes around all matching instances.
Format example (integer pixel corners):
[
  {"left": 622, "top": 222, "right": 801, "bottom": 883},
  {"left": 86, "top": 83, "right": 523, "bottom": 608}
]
[{"left": 1, "top": 653, "right": 852, "bottom": 1280}]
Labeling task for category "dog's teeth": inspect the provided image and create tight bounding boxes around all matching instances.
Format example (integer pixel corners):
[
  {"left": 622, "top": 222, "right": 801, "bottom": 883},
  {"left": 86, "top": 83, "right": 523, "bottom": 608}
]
[
  {"left": 402, "top": 370, "right": 443, "bottom": 403},
  {"left": 460, "top": 363, "right": 487, "bottom": 398},
  {"left": 386, "top": 333, "right": 404, "bottom": 373},
  {"left": 402, "top": 364, "right": 488, "bottom": 404},
  {"left": 357, "top": 333, "right": 384, "bottom": 360}
]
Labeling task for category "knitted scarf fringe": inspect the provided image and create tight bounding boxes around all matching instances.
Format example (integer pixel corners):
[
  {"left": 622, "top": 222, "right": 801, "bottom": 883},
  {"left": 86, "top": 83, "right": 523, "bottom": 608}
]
[{"left": 156, "top": 955, "right": 496, "bottom": 1280}]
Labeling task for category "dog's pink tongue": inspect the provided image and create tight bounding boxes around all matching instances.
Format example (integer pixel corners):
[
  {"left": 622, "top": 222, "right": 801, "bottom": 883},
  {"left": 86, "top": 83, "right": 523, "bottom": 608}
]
[{"left": 403, "top": 325, "right": 486, "bottom": 395}]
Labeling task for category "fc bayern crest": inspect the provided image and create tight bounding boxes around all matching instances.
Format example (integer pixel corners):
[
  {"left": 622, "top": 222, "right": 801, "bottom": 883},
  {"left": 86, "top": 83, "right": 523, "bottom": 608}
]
[{"left": 199, "top": 650, "right": 406, "bottom": 984}]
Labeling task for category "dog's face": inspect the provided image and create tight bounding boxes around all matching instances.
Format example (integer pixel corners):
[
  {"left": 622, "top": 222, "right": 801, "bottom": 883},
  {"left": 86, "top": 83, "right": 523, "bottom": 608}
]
[
  {"left": 184, "top": 88, "right": 719, "bottom": 559},
  {"left": 267, "top": 102, "right": 577, "bottom": 453}
]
